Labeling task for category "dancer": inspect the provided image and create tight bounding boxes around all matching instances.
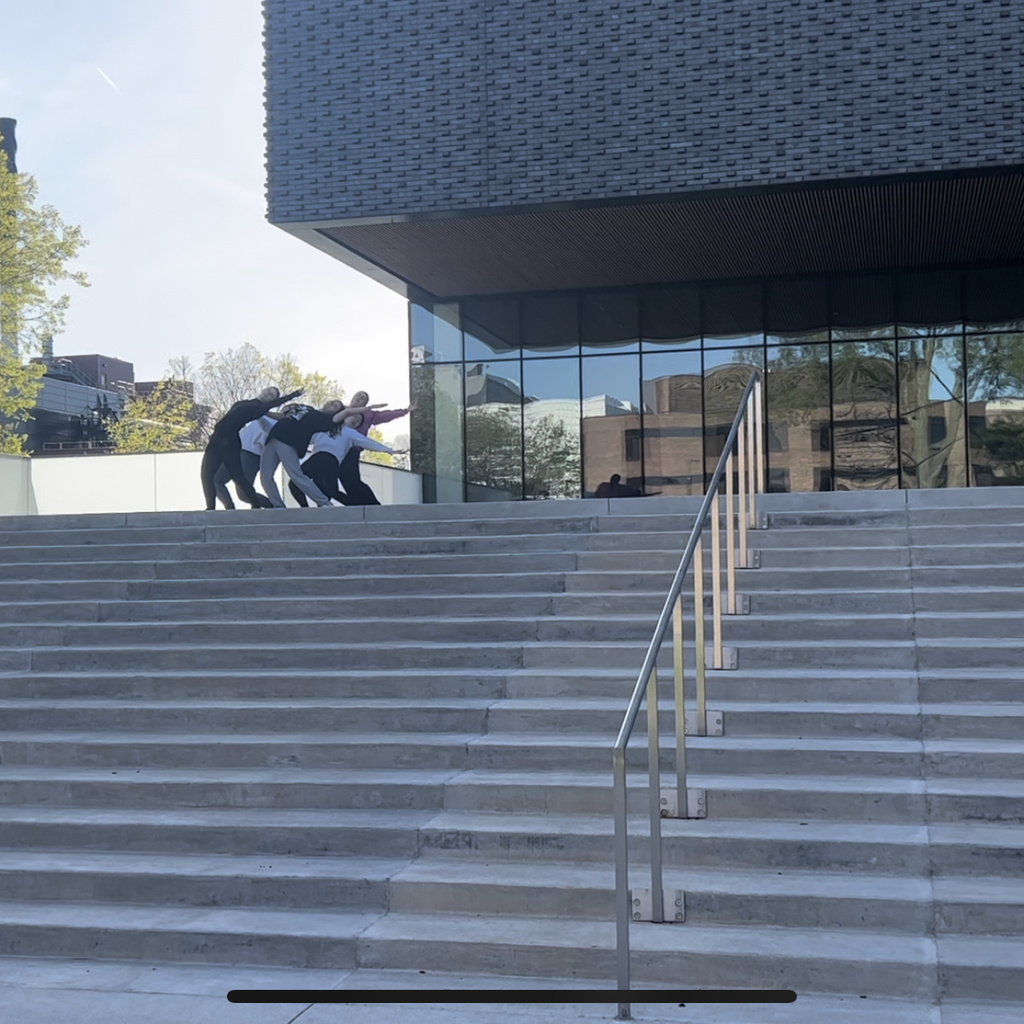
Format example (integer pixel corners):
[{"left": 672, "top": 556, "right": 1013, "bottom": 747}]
[
  {"left": 211, "top": 413, "right": 276, "bottom": 509},
  {"left": 288, "top": 421, "right": 399, "bottom": 507},
  {"left": 260, "top": 399, "right": 383, "bottom": 508},
  {"left": 201, "top": 387, "right": 302, "bottom": 510},
  {"left": 336, "top": 391, "right": 414, "bottom": 506}
]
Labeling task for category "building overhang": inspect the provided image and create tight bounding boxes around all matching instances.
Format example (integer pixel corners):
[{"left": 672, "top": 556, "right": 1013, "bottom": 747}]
[{"left": 274, "top": 167, "right": 1024, "bottom": 300}]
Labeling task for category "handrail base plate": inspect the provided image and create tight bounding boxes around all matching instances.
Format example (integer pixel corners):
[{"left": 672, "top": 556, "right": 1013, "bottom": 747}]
[
  {"left": 629, "top": 887, "right": 685, "bottom": 923},
  {"left": 659, "top": 787, "right": 707, "bottom": 819}
]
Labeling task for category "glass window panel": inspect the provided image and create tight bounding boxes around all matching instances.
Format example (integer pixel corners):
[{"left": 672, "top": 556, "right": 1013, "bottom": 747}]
[
  {"left": 582, "top": 354, "right": 642, "bottom": 497},
  {"left": 966, "top": 334, "right": 1024, "bottom": 486},
  {"left": 897, "top": 270, "right": 962, "bottom": 338},
  {"left": 523, "top": 358, "right": 581, "bottom": 499},
  {"left": 965, "top": 267, "right": 1024, "bottom": 333},
  {"left": 898, "top": 337, "right": 967, "bottom": 489},
  {"left": 641, "top": 350, "right": 704, "bottom": 496},
  {"left": 410, "top": 362, "right": 464, "bottom": 503},
  {"left": 703, "top": 282, "right": 763, "bottom": 347},
  {"left": 410, "top": 300, "right": 461, "bottom": 363},
  {"left": 831, "top": 341, "right": 898, "bottom": 490},
  {"left": 703, "top": 348, "right": 764, "bottom": 480},
  {"left": 765, "top": 278, "right": 829, "bottom": 344},
  {"left": 464, "top": 360, "right": 523, "bottom": 500},
  {"left": 522, "top": 293, "right": 580, "bottom": 356},
  {"left": 830, "top": 274, "right": 895, "bottom": 340},
  {"left": 765, "top": 345, "right": 832, "bottom": 493},
  {"left": 580, "top": 290, "right": 639, "bottom": 355},
  {"left": 463, "top": 296, "right": 521, "bottom": 360},
  {"left": 641, "top": 284, "right": 700, "bottom": 348}
]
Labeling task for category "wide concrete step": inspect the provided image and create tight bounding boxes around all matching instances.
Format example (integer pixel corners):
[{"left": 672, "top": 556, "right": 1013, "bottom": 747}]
[
  {"left": 0, "top": 806, "right": 432, "bottom": 857},
  {"left": 0, "top": 849, "right": 406, "bottom": 910},
  {"left": 420, "top": 812, "right": 1024, "bottom": 877},
  {"left": 357, "top": 913, "right": 938, "bottom": 996},
  {"left": 15, "top": 642, "right": 528, "bottom": 673},
  {"left": 0, "top": 572, "right": 568, "bottom": 603},
  {"left": 441, "top": 770, "right": 1024, "bottom": 822},
  {"left": 0, "top": 767, "right": 455, "bottom": 811},
  {"left": 0, "top": 611, "right": 933, "bottom": 648},
  {"left": 0, "top": 731, "right": 979, "bottom": 777},
  {"left": 487, "top": 698, "right": 1024, "bottom": 740},
  {"left": 0, "top": 899, "right": 380, "bottom": 968}
]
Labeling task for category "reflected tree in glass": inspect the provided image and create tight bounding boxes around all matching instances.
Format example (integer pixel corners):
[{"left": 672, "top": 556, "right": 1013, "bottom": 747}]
[
  {"left": 523, "top": 358, "right": 581, "bottom": 499},
  {"left": 966, "top": 334, "right": 1024, "bottom": 485},
  {"left": 829, "top": 341, "right": 898, "bottom": 490},
  {"left": 411, "top": 362, "right": 464, "bottom": 502},
  {"left": 465, "top": 361, "right": 523, "bottom": 500},
  {"left": 898, "top": 335, "right": 966, "bottom": 489}
]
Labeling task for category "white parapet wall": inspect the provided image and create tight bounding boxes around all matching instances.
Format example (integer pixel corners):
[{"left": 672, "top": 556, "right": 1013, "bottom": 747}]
[{"left": 0, "top": 452, "right": 422, "bottom": 516}]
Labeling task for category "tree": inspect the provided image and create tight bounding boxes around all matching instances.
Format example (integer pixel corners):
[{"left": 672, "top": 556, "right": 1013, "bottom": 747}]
[
  {"left": 106, "top": 381, "right": 195, "bottom": 453},
  {"left": 0, "top": 133, "right": 89, "bottom": 452},
  {"left": 187, "top": 344, "right": 346, "bottom": 439}
]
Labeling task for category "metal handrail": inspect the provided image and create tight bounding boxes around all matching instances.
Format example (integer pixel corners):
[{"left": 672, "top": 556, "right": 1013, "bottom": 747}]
[{"left": 612, "top": 370, "right": 765, "bottom": 1019}]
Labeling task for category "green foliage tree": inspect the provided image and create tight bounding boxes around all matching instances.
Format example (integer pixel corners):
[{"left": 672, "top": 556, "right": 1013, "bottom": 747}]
[
  {"left": 187, "top": 344, "right": 345, "bottom": 440},
  {"left": 0, "top": 134, "right": 89, "bottom": 452},
  {"left": 106, "top": 381, "right": 195, "bottom": 454}
]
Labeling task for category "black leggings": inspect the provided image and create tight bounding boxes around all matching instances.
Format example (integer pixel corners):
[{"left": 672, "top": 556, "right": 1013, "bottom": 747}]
[
  {"left": 288, "top": 451, "right": 341, "bottom": 507},
  {"left": 201, "top": 432, "right": 271, "bottom": 509},
  {"left": 337, "top": 447, "right": 380, "bottom": 506}
]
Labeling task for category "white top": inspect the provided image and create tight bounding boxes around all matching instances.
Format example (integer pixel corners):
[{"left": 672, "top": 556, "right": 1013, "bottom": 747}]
[
  {"left": 239, "top": 416, "right": 275, "bottom": 456},
  {"left": 308, "top": 426, "right": 394, "bottom": 461}
]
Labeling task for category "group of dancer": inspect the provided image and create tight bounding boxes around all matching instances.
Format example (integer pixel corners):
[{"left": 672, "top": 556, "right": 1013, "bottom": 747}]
[{"left": 200, "top": 387, "right": 412, "bottom": 510}]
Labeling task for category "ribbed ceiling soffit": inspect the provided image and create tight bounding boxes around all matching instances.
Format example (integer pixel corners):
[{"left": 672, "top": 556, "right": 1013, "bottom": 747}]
[{"left": 319, "top": 173, "right": 1024, "bottom": 298}]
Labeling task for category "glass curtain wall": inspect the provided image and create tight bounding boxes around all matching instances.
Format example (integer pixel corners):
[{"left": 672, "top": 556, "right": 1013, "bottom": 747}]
[{"left": 409, "top": 266, "right": 1024, "bottom": 500}]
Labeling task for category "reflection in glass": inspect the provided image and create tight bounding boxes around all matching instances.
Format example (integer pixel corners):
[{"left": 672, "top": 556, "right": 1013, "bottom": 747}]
[
  {"left": 898, "top": 337, "right": 966, "bottom": 488},
  {"left": 703, "top": 282, "right": 763, "bottom": 347},
  {"left": 765, "top": 278, "right": 829, "bottom": 345},
  {"left": 703, "top": 348, "right": 764, "bottom": 480},
  {"left": 830, "top": 274, "right": 894, "bottom": 341},
  {"left": 523, "top": 359, "right": 581, "bottom": 499},
  {"left": 831, "top": 341, "right": 898, "bottom": 490},
  {"left": 411, "top": 362, "right": 464, "bottom": 502},
  {"left": 464, "top": 360, "right": 523, "bottom": 500},
  {"left": 582, "top": 355, "right": 642, "bottom": 497},
  {"left": 580, "top": 290, "right": 639, "bottom": 355},
  {"left": 765, "top": 345, "right": 832, "bottom": 492},
  {"left": 641, "top": 350, "right": 703, "bottom": 496},
  {"left": 897, "top": 271, "right": 962, "bottom": 338},
  {"left": 966, "top": 335, "right": 1024, "bottom": 485},
  {"left": 965, "top": 267, "right": 1024, "bottom": 333},
  {"left": 522, "top": 293, "right": 579, "bottom": 356},
  {"left": 463, "top": 296, "right": 520, "bottom": 360},
  {"left": 410, "top": 300, "right": 461, "bottom": 362},
  {"left": 641, "top": 284, "right": 700, "bottom": 348}
]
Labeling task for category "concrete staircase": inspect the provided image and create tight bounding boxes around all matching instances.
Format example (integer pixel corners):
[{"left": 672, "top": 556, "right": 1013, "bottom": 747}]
[{"left": 0, "top": 492, "right": 1021, "bottom": 1017}]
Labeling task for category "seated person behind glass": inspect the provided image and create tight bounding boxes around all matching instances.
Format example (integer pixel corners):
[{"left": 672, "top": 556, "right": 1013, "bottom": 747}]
[{"left": 595, "top": 473, "right": 645, "bottom": 498}]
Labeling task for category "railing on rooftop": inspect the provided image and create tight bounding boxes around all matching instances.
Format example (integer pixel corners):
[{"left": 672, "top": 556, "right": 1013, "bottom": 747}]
[{"left": 612, "top": 370, "right": 765, "bottom": 1019}]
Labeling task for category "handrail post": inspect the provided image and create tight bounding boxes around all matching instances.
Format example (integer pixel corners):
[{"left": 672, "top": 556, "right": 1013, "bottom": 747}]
[
  {"left": 710, "top": 487, "right": 723, "bottom": 669},
  {"left": 725, "top": 451, "right": 736, "bottom": 614},
  {"left": 738, "top": 409, "right": 749, "bottom": 567},
  {"left": 672, "top": 593, "right": 687, "bottom": 800},
  {"left": 755, "top": 379, "right": 765, "bottom": 500},
  {"left": 613, "top": 745, "right": 631, "bottom": 1017},
  {"left": 746, "top": 393, "right": 757, "bottom": 530},
  {"left": 694, "top": 537, "right": 707, "bottom": 736},
  {"left": 647, "top": 669, "right": 664, "bottom": 922}
]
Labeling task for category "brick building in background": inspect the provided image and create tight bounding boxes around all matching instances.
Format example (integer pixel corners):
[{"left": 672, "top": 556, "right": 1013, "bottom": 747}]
[{"left": 264, "top": 0, "right": 1024, "bottom": 501}]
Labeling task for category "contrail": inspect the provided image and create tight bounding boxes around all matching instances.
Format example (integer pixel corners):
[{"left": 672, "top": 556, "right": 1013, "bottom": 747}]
[{"left": 96, "top": 67, "right": 123, "bottom": 96}]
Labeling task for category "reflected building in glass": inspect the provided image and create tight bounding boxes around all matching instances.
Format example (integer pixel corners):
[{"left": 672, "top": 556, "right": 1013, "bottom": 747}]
[{"left": 265, "top": 1, "right": 1024, "bottom": 502}]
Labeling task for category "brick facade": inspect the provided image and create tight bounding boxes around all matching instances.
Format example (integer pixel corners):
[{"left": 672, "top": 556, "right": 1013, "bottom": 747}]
[{"left": 265, "top": 0, "right": 1024, "bottom": 224}]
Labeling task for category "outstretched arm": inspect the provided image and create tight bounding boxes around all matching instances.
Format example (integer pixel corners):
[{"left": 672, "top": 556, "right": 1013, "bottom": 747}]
[{"left": 331, "top": 403, "right": 386, "bottom": 423}]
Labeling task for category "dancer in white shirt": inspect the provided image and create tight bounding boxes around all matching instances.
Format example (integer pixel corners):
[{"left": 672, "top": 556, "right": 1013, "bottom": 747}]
[{"left": 288, "top": 423, "right": 397, "bottom": 507}]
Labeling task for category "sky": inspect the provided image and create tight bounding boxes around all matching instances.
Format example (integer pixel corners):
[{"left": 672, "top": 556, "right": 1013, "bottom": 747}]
[{"left": 0, "top": 0, "right": 410, "bottom": 435}]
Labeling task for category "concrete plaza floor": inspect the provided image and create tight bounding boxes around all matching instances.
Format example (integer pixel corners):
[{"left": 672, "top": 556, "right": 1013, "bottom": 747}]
[{"left": 1, "top": 957, "right": 1019, "bottom": 1024}]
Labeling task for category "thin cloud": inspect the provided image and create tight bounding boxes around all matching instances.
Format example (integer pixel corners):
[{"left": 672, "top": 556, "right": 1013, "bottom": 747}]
[{"left": 96, "top": 67, "right": 123, "bottom": 96}]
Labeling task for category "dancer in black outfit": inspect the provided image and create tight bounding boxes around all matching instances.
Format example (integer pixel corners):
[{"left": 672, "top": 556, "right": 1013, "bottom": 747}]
[{"left": 200, "top": 387, "right": 302, "bottom": 510}]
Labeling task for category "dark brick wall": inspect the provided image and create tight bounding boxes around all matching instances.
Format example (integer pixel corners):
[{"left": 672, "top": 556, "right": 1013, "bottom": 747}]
[{"left": 265, "top": 0, "right": 1024, "bottom": 223}]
